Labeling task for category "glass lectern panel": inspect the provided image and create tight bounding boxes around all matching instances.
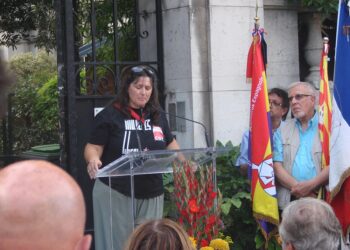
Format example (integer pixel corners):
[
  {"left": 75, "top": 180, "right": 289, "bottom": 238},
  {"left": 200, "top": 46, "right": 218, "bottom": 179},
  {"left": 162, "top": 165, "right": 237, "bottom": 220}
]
[{"left": 95, "top": 147, "right": 228, "bottom": 250}]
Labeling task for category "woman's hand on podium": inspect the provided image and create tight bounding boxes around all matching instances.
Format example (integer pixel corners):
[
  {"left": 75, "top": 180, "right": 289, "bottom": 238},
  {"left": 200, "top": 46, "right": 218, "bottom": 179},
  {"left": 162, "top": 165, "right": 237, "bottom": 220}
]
[
  {"left": 84, "top": 143, "right": 104, "bottom": 179},
  {"left": 87, "top": 159, "right": 102, "bottom": 179}
]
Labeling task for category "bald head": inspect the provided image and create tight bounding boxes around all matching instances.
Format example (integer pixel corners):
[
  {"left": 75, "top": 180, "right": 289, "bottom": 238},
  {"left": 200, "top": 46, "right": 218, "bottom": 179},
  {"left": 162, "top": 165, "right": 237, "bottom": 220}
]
[{"left": 0, "top": 160, "right": 91, "bottom": 250}]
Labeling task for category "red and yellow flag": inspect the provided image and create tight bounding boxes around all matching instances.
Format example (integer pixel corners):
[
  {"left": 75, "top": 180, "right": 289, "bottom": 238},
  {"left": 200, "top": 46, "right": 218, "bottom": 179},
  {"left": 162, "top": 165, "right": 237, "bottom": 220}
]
[
  {"left": 318, "top": 39, "right": 332, "bottom": 170},
  {"left": 246, "top": 28, "right": 279, "bottom": 241}
]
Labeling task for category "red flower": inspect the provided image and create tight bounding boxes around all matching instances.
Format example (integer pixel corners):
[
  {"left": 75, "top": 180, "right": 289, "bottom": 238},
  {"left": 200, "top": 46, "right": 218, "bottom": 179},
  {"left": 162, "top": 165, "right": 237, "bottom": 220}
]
[
  {"left": 209, "top": 191, "right": 217, "bottom": 199},
  {"left": 208, "top": 214, "right": 216, "bottom": 225},
  {"left": 200, "top": 239, "right": 209, "bottom": 247},
  {"left": 205, "top": 224, "right": 211, "bottom": 234},
  {"left": 172, "top": 161, "right": 221, "bottom": 246},
  {"left": 179, "top": 217, "right": 183, "bottom": 225},
  {"left": 189, "top": 199, "right": 200, "bottom": 213}
]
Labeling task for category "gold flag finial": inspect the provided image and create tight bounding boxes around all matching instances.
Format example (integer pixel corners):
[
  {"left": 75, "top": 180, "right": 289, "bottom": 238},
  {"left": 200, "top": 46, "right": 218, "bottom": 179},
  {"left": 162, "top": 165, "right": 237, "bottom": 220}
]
[
  {"left": 323, "top": 37, "right": 329, "bottom": 54},
  {"left": 255, "top": 0, "right": 259, "bottom": 30},
  {"left": 254, "top": 16, "right": 260, "bottom": 30}
]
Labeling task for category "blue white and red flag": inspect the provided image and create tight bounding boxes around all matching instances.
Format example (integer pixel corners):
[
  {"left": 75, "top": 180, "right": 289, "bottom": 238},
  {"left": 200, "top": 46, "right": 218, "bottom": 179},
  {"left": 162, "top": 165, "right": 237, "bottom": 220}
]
[{"left": 329, "top": 0, "right": 350, "bottom": 237}]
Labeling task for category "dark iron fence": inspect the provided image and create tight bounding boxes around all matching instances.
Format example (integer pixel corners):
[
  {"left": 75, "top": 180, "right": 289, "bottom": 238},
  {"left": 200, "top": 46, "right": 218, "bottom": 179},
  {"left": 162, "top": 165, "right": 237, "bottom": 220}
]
[{"left": 54, "top": 0, "right": 164, "bottom": 236}]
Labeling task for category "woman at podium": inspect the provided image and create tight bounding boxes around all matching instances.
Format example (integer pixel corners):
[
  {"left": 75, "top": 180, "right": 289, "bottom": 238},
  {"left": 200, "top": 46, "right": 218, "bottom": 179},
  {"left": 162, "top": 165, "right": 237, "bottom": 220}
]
[{"left": 84, "top": 65, "right": 180, "bottom": 250}]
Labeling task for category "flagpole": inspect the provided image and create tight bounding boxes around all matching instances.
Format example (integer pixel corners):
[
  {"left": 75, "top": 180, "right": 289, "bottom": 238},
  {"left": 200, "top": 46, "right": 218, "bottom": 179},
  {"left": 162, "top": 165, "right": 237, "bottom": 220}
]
[
  {"left": 246, "top": 2, "right": 279, "bottom": 245},
  {"left": 255, "top": 0, "right": 259, "bottom": 30},
  {"left": 323, "top": 36, "right": 329, "bottom": 53}
]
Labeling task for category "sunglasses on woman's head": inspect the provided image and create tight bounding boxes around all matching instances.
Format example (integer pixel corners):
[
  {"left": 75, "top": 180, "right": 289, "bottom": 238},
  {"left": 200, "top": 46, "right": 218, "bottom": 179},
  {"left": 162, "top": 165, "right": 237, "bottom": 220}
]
[{"left": 130, "top": 66, "right": 155, "bottom": 77}]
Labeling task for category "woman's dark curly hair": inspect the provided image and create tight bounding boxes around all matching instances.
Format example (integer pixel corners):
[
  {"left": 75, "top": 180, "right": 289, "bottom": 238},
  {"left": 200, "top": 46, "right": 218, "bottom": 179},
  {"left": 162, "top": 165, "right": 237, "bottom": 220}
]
[{"left": 113, "top": 65, "right": 161, "bottom": 123}]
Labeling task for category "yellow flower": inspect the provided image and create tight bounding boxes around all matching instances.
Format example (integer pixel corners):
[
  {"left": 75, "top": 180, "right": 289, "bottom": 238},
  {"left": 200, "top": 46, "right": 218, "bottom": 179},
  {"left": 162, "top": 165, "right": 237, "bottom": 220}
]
[
  {"left": 209, "top": 238, "right": 229, "bottom": 250},
  {"left": 199, "top": 247, "right": 214, "bottom": 250},
  {"left": 189, "top": 237, "right": 197, "bottom": 249}
]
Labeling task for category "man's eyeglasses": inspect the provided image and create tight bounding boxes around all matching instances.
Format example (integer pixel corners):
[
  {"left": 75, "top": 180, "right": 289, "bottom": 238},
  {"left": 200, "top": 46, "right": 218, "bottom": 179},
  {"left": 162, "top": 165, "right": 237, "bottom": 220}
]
[
  {"left": 288, "top": 94, "right": 312, "bottom": 102},
  {"left": 269, "top": 100, "right": 283, "bottom": 107}
]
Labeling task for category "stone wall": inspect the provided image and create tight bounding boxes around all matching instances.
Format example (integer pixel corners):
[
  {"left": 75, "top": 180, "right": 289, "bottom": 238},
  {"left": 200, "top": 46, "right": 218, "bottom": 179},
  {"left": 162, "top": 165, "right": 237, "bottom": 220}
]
[{"left": 162, "top": 0, "right": 300, "bottom": 147}]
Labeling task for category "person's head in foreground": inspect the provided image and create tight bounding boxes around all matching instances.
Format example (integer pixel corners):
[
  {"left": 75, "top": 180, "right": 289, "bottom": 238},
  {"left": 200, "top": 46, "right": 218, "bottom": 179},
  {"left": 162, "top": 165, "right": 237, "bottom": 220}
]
[
  {"left": 279, "top": 197, "right": 343, "bottom": 250},
  {"left": 124, "top": 218, "right": 195, "bottom": 250},
  {"left": 0, "top": 160, "right": 91, "bottom": 250}
]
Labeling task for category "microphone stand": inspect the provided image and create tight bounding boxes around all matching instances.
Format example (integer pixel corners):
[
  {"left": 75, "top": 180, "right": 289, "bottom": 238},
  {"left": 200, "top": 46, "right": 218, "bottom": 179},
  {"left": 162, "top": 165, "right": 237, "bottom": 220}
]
[{"left": 160, "top": 110, "right": 211, "bottom": 148}]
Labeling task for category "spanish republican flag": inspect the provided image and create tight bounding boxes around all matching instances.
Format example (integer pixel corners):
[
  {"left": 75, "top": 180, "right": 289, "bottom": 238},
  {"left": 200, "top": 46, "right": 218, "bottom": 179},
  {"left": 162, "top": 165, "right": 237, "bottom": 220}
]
[
  {"left": 246, "top": 28, "right": 279, "bottom": 240},
  {"left": 329, "top": 0, "right": 350, "bottom": 237},
  {"left": 318, "top": 39, "right": 332, "bottom": 171}
]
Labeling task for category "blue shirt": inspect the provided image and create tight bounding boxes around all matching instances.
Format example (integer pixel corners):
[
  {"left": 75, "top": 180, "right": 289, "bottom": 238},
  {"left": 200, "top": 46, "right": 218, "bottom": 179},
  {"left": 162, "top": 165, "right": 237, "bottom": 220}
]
[
  {"left": 235, "top": 130, "right": 249, "bottom": 167},
  {"left": 273, "top": 114, "right": 318, "bottom": 181},
  {"left": 236, "top": 122, "right": 284, "bottom": 167}
]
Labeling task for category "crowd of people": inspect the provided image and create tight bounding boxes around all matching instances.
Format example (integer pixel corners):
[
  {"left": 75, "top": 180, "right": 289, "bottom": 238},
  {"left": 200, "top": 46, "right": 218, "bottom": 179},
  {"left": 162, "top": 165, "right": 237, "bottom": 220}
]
[{"left": 0, "top": 58, "right": 347, "bottom": 250}]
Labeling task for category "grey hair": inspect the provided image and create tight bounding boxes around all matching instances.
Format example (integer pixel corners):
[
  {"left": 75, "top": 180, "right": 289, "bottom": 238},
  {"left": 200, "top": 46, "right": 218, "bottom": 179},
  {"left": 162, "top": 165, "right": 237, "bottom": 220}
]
[
  {"left": 279, "top": 198, "right": 342, "bottom": 250},
  {"left": 287, "top": 81, "right": 317, "bottom": 97}
]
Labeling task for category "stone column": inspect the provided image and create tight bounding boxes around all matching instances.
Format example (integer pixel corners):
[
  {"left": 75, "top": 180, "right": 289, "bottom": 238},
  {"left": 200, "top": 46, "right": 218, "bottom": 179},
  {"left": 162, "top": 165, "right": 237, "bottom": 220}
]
[
  {"left": 303, "top": 13, "right": 323, "bottom": 89},
  {"left": 162, "top": 0, "right": 210, "bottom": 148}
]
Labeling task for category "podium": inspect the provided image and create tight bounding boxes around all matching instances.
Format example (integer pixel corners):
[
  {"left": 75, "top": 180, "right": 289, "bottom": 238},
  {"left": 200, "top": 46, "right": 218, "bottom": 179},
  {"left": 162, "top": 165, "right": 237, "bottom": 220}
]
[{"left": 95, "top": 147, "right": 228, "bottom": 249}]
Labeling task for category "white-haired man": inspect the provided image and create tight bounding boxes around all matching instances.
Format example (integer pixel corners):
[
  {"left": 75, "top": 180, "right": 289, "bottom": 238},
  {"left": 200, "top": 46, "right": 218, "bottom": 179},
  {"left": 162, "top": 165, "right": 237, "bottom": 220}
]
[{"left": 273, "top": 82, "right": 328, "bottom": 210}]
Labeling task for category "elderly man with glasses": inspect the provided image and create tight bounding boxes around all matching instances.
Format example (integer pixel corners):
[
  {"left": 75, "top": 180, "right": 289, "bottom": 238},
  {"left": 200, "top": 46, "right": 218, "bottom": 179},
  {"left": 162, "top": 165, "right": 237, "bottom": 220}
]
[{"left": 273, "top": 81, "right": 328, "bottom": 210}]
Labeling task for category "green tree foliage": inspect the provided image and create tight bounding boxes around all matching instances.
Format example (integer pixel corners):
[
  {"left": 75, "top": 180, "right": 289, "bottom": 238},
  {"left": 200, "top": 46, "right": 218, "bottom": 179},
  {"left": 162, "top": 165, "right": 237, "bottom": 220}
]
[
  {"left": 9, "top": 51, "right": 58, "bottom": 153},
  {"left": 77, "top": 0, "right": 137, "bottom": 61},
  {"left": 288, "top": 0, "right": 338, "bottom": 16},
  {"left": 301, "top": 0, "right": 338, "bottom": 15},
  {"left": 34, "top": 76, "right": 59, "bottom": 136},
  {"left": 0, "top": 0, "right": 137, "bottom": 53},
  {"left": 0, "top": 0, "right": 55, "bottom": 50}
]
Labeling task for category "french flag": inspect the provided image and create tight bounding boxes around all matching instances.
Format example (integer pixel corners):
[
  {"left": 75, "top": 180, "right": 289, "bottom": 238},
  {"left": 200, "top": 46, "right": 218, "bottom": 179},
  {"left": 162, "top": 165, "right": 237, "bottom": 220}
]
[{"left": 329, "top": 0, "right": 350, "bottom": 237}]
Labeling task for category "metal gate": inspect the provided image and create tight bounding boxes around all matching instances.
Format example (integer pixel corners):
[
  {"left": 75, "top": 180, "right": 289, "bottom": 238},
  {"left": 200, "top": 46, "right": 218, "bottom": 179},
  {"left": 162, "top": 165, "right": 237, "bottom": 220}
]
[{"left": 54, "top": 0, "right": 164, "bottom": 235}]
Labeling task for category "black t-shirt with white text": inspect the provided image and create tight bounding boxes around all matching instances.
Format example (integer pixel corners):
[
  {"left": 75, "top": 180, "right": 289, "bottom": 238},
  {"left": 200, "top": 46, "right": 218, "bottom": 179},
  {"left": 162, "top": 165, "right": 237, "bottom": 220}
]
[{"left": 88, "top": 105, "right": 174, "bottom": 199}]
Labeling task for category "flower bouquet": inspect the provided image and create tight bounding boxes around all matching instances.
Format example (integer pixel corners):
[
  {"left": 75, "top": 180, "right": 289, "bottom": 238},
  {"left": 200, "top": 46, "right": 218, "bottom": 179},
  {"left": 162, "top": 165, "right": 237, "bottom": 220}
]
[{"left": 172, "top": 161, "right": 232, "bottom": 249}]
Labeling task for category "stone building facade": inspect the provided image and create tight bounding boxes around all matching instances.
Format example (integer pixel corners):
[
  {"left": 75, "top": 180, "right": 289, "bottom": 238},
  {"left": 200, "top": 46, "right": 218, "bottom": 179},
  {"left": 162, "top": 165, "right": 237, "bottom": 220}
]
[{"left": 158, "top": 0, "right": 303, "bottom": 148}]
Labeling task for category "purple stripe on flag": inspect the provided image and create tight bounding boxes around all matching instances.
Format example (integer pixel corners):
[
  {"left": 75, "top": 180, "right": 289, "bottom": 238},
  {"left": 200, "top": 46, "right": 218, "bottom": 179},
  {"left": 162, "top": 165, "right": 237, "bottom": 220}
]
[{"left": 259, "top": 219, "right": 276, "bottom": 234}]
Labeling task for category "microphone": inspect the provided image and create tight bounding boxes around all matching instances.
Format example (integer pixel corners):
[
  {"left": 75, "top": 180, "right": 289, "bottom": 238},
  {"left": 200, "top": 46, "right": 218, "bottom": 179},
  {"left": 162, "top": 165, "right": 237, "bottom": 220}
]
[
  {"left": 135, "top": 108, "right": 143, "bottom": 150},
  {"left": 134, "top": 108, "right": 144, "bottom": 165},
  {"left": 160, "top": 109, "right": 211, "bottom": 148}
]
